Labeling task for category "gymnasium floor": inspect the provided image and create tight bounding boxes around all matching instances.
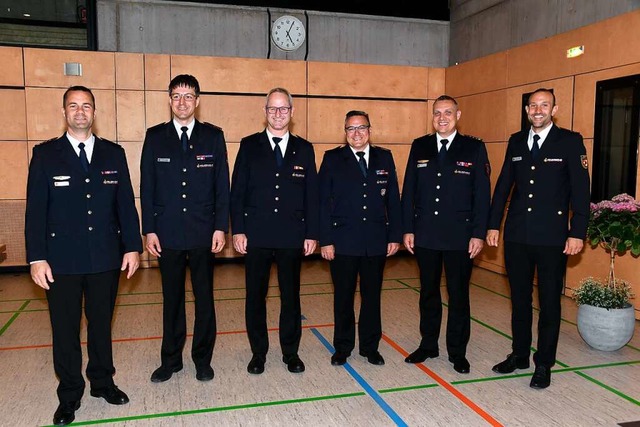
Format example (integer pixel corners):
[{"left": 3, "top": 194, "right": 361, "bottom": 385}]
[{"left": 0, "top": 255, "right": 638, "bottom": 426}]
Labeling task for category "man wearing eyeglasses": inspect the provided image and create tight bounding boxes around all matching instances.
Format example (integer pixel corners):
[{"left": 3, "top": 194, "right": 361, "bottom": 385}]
[
  {"left": 318, "top": 110, "right": 401, "bottom": 366},
  {"left": 401, "top": 95, "right": 491, "bottom": 374},
  {"left": 230, "top": 87, "right": 318, "bottom": 375},
  {"left": 140, "top": 74, "right": 230, "bottom": 383}
]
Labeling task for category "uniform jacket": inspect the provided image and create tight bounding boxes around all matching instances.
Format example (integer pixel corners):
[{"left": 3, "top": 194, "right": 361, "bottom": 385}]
[
  {"left": 230, "top": 130, "right": 319, "bottom": 248},
  {"left": 488, "top": 125, "right": 590, "bottom": 246},
  {"left": 319, "top": 144, "right": 402, "bottom": 256},
  {"left": 25, "top": 135, "right": 142, "bottom": 275},
  {"left": 140, "top": 120, "right": 230, "bottom": 250},
  {"left": 401, "top": 132, "right": 491, "bottom": 251}
]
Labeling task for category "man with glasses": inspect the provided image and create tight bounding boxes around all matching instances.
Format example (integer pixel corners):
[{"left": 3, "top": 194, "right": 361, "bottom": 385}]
[
  {"left": 401, "top": 95, "right": 491, "bottom": 374},
  {"left": 141, "top": 74, "right": 230, "bottom": 383},
  {"left": 231, "top": 87, "right": 318, "bottom": 375},
  {"left": 318, "top": 110, "right": 401, "bottom": 366}
]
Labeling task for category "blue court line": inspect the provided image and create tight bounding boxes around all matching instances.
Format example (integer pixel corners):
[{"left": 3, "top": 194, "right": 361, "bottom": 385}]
[{"left": 310, "top": 328, "right": 408, "bottom": 427}]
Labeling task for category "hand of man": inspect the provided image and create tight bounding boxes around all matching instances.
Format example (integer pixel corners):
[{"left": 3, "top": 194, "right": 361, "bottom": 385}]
[
  {"left": 121, "top": 251, "right": 140, "bottom": 279},
  {"left": 403, "top": 233, "right": 415, "bottom": 254},
  {"left": 233, "top": 233, "right": 248, "bottom": 254},
  {"left": 303, "top": 239, "right": 317, "bottom": 256},
  {"left": 321, "top": 244, "right": 335, "bottom": 261},
  {"left": 468, "top": 237, "right": 484, "bottom": 259},
  {"left": 486, "top": 229, "right": 500, "bottom": 247},
  {"left": 146, "top": 233, "right": 162, "bottom": 257},
  {"left": 211, "top": 230, "right": 226, "bottom": 253},
  {"left": 30, "top": 261, "right": 54, "bottom": 290},
  {"left": 563, "top": 237, "right": 584, "bottom": 255},
  {"left": 387, "top": 242, "right": 400, "bottom": 257}
]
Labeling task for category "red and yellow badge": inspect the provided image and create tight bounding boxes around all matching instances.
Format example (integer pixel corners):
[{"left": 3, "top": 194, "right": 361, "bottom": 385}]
[{"left": 580, "top": 155, "right": 588, "bottom": 169}]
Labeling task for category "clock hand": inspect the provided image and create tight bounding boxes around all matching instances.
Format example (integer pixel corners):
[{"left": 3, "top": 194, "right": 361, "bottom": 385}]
[{"left": 287, "top": 32, "right": 294, "bottom": 43}]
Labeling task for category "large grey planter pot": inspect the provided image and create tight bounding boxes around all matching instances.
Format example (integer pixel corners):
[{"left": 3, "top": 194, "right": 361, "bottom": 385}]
[{"left": 576, "top": 303, "right": 636, "bottom": 351}]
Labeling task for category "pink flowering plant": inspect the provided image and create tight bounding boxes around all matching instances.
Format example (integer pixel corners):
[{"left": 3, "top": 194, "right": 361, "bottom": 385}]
[{"left": 573, "top": 193, "right": 638, "bottom": 309}]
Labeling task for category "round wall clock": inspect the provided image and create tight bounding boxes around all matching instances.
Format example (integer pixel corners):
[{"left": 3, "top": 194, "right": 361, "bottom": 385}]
[{"left": 271, "top": 15, "right": 306, "bottom": 51}]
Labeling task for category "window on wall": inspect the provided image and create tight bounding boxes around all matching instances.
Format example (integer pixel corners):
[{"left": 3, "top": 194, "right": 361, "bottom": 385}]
[
  {"left": 0, "top": 0, "right": 96, "bottom": 50},
  {"left": 592, "top": 75, "right": 640, "bottom": 202}
]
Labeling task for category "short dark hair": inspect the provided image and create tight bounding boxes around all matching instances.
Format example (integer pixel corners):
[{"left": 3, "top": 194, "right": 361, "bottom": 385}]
[
  {"left": 345, "top": 110, "right": 370, "bottom": 126},
  {"left": 528, "top": 88, "right": 556, "bottom": 107},
  {"left": 169, "top": 74, "right": 200, "bottom": 96},
  {"left": 434, "top": 94, "right": 458, "bottom": 106},
  {"left": 63, "top": 85, "right": 95, "bottom": 107}
]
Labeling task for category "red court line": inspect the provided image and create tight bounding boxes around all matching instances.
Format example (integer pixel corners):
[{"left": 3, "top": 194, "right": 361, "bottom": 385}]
[
  {"left": 0, "top": 323, "right": 337, "bottom": 351},
  {"left": 382, "top": 334, "right": 504, "bottom": 427}
]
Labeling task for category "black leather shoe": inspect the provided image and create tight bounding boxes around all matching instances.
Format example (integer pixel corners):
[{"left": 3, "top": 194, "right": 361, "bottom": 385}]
[
  {"left": 150, "top": 365, "right": 183, "bottom": 383},
  {"left": 360, "top": 351, "right": 385, "bottom": 365},
  {"left": 53, "top": 401, "right": 80, "bottom": 426},
  {"left": 404, "top": 348, "right": 439, "bottom": 363},
  {"left": 530, "top": 365, "right": 551, "bottom": 389},
  {"left": 492, "top": 353, "right": 530, "bottom": 374},
  {"left": 283, "top": 354, "right": 306, "bottom": 373},
  {"left": 331, "top": 352, "right": 349, "bottom": 366},
  {"left": 90, "top": 385, "right": 129, "bottom": 405},
  {"left": 247, "top": 354, "right": 266, "bottom": 374},
  {"left": 196, "top": 365, "right": 214, "bottom": 381},
  {"left": 448, "top": 356, "right": 470, "bottom": 374}
]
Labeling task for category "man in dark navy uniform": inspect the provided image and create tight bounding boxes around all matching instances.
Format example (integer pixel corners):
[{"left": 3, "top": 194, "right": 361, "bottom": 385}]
[
  {"left": 25, "top": 86, "right": 142, "bottom": 426},
  {"left": 487, "top": 88, "right": 590, "bottom": 389},
  {"left": 401, "top": 95, "right": 491, "bottom": 374},
  {"left": 141, "top": 75, "right": 230, "bottom": 383},
  {"left": 230, "top": 87, "right": 318, "bottom": 375},
  {"left": 319, "top": 110, "right": 402, "bottom": 367}
]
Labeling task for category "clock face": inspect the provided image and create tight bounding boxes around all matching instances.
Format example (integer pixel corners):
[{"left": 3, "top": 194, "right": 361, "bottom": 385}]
[{"left": 271, "top": 15, "right": 305, "bottom": 51}]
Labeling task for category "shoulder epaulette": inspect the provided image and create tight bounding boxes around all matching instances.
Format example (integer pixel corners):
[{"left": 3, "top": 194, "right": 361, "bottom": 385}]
[{"left": 203, "top": 122, "right": 223, "bottom": 132}]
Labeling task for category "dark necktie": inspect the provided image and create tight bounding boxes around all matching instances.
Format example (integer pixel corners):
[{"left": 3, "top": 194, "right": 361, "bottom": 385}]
[
  {"left": 356, "top": 151, "right": 367, "bottom": 177},
  {"left": 273, "top": 137, "right": 283, "bottom": 167},
  {"left": 181, "top": 126, "right": 188, "bottom": 152},
  {"left": 438, "top": 139, "right": 448, "bottom": 164},
  {"left": 78, "top": 142, "right": 89, "bottom": 172},
  {"left": 531, "top": 134, "right": 540, "bottom": 160}
]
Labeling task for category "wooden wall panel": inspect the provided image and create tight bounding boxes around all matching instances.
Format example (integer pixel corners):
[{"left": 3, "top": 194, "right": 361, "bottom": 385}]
[
  {"left": 485, "top": 141, "right": 507, "bottom": 194},
  {"left": 144, "top": 91, "right": 171, "bottom": 130},
  {"left": 197, "top": 95, "right": 270, "bottom": 144},
  {"left": 0, "top": 141, "right": 28, "bottom": 200},
  {"left": 120, "top": 140, "right": 143, "bottom": 198},
  {"left": 308, "top": 62, "right": 430, "bottom": 99},
  {"left": 573, "top": 63, "right": 640, "bottom": 139},
  {"left": 455, "top": 90, "right": 507, "bottom": 142},
  {"left": 0, "top": 46, "right": 24, "bottom": 86},
  {"left": 446, "top": 51, "right": 508, "bottom": 97},
  {"left": 171, "top": 55, "right": 307, "bottom": 95},
  {"left": 117, "top": 90, "right": 146, "bottom": 141},
  {"left": 116, "top": 53, "right": 144, "bottom": 90},
  {"left": 23, "top": 48, "right": 115, "bottom": 89},
  {"left": 307, "top": 98, "right": 428, "bottom": 145},
  {"left": 427, "top": 67, "right": 446, "bottom": 99},
  {"left": 0, "top": 89, "right": 27, "bottom": 141},
  {"left": 144, "top": 54, "right": 171, "bottom": 91}
]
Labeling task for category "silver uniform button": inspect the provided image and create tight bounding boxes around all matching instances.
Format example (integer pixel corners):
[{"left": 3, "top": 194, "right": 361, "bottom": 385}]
[
  {"left": 274, "top": 208, "right": 278, "bottom": 213},
  {"left": 435, "top": 198, "right": 439, "bottom": 202},
  {"left": 363, "top": 217, "right": 367, "bottom": 221},
  {"left": 86, "top": 194, "right": 91, "bottom": 198},
  {"left": 51, "top": 232, "right": 55, "bottom": 237},
  {"left": 558, "top": 211, "right": 563, "bottom": 215},
  {"left": 182, "top": 194, "right": 186, "bottom": 198},
  {"left": 529, "top": 194, "right": 533, "bottom": 198},
  {"left": 275, "top": 173, "right": 279, "bottom": 177},
  {"left": 88, "top": 226, "right": 93, "bottom": 231},
  {"left": 527, "top": 207, "right": 532, "bottom": 212},
  {"left": 275, "top": 197, "right": 279, "bottom": 201},
  {"left": 531, "top": 166, "right": 536, "bottom": 170},
  {"left": 183, "top": 207, "right": 187, "bottom": 212},
  {"left": 530, "top": 180, "right": 534, "bottom": 184},
  {"left": 182, "top": 168, "right": 187, "bottom": 172},
  {"left": 437, "top": 173, "right": 441, "bottom": 177},
  {"left": 275, "top": 185, "right": 279, "bottom": 189},
  {"left": 182, "top": 182, "right": 186, "bottom": 186},
  {"left": 436, "top": 185, "right": 440, "bottom": 189},
  {"left": 434, "top": 211, "right": 439, "bottom": 215},
  {"left": 363, "top": 194, "right": 367, "bottom": 198},
  {"left": 85, "top": 178, "right": 90, "bottom": 183},
  {"left": 88, "top": 210, "right": 92, "bottom": 215}
]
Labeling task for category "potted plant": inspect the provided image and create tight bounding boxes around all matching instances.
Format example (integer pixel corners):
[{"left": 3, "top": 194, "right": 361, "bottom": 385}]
[{"left": 573, "top": 193, "right": 639, "bottom": 351}]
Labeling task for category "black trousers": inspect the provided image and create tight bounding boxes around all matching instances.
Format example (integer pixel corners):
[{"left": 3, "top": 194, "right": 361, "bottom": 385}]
[
  {"left": 244, "top": 247, "right": 302, "bottom": 356},
  {"left": 46, "top": 269, "right": 120, "bottom": 403},
  {"left": 504, "top": 241, "right": 567, "bottom": 367},
  {"left": 157, "top": 247, "right": 216, "bottom": 369},
  {"left": 330, "top": 254, "right": 386, "bottom": 355},
  {"left": 414, "top": 246, "right": 472, "bottom": 358}
]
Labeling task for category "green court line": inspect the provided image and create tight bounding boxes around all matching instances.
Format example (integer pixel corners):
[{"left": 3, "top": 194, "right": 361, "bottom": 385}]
[
  {"left": 0, "top": 300, "right": 29, "bottom": 337},
  {"left": 40, "top": 391, "right": 366, "bottom": 426}
]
